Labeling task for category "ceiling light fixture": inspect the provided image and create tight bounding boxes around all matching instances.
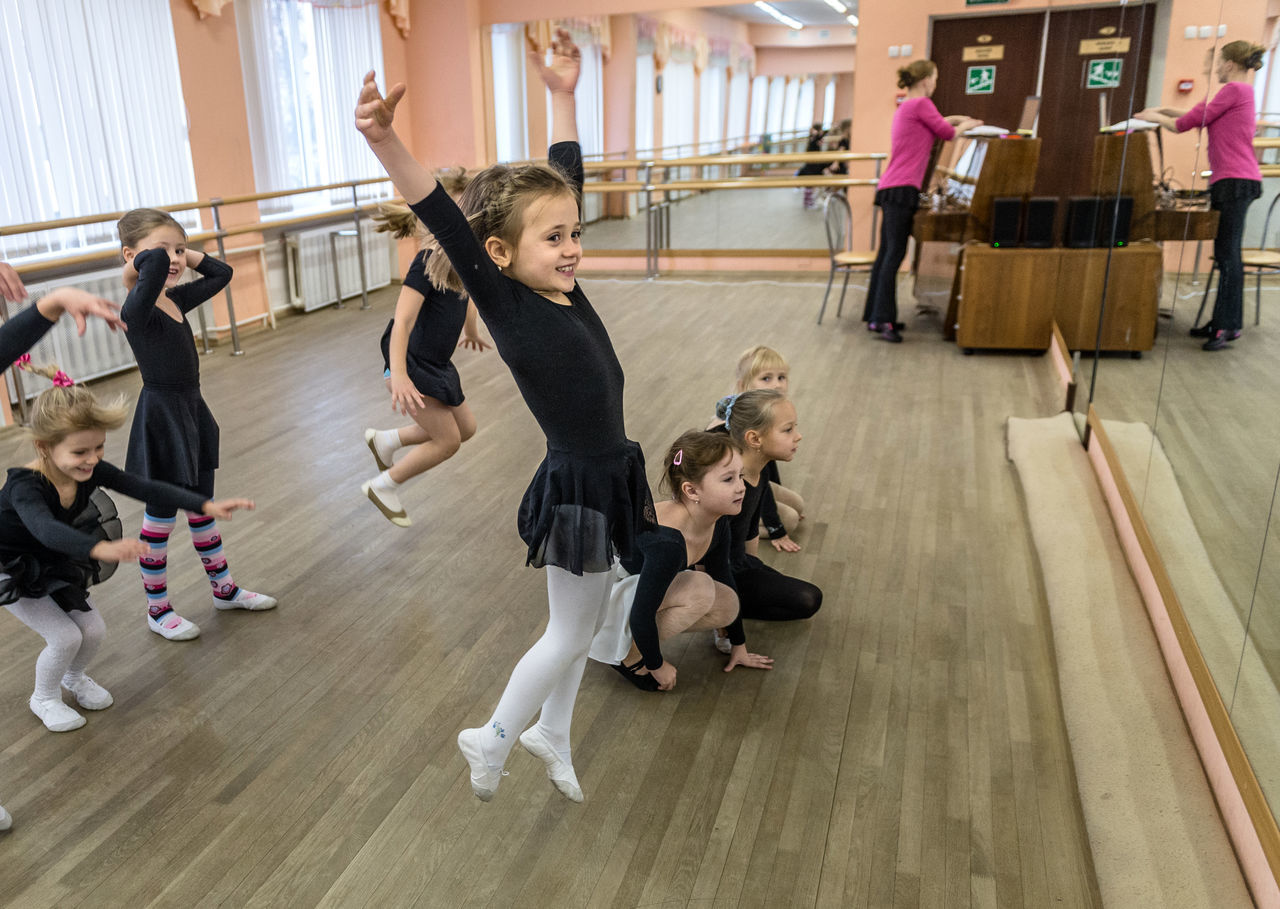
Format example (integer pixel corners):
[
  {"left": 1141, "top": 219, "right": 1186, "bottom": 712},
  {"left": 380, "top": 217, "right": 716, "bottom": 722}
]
[
  {"left": 846, "top": 14, "right": 859, "bottom": 26},
  {"left": 823, "top": 0, "right": 848, "bottom": 12},
  {"left": 754, "top": 1, "right": 803, "bottom": 30}
]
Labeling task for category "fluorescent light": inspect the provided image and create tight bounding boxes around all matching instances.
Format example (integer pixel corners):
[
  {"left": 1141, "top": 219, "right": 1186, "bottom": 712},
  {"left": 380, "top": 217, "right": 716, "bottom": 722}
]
[
  {"left": 754, "top": 1, "right": 803, "bottom": 30},
  {"left": 846, "top": 14, "right": 859, "bottom": 26},
  {"left": 823, "top": 0, "right": 848, "bottom": 12}
]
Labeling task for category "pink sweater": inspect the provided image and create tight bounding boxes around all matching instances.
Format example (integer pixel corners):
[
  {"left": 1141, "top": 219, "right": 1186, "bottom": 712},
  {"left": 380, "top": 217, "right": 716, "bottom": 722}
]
[
  {"left": 1175, "top": 81, "right": 1261, "bottom": 183},
  {"left": 879, "top": 97, "right": 957, "bottom": 190}
]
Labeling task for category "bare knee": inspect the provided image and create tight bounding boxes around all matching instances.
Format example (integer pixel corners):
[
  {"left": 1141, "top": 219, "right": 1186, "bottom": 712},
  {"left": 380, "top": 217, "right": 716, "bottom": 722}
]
[{"left": 708, "top": 582, "right": 740, "bottom": 627}]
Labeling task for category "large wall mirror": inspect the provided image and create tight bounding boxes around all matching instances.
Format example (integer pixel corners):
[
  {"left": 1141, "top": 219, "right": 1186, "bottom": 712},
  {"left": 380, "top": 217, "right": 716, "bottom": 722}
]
[{"left": 1083, "top": 0, "right": 1280, "bottom": 849}]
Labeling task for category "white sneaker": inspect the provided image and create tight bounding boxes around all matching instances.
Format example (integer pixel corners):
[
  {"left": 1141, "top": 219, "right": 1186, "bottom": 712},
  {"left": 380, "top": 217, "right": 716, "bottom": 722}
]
[
  {"left": 0, "top": 804, "right": 11, "bottom": 831},
  {"left": 712, "top": 629, "right": 733, "bottom": 655},
  {"left": 148, "top": 611, "right": 200, "bottom": 641},
  {"left": 214, "top": 589, "right": 277, "bottom": 611},
  {"left": 364, "top": 428, "right": 398, "bottom": 472},
  {"left": 457, "top": 727, "right": 506, "bottom": 802},
  {"left": 362, "top": 480, "right": 411, "bottom": 527},
  {"left": 29, "top": 696, "right": 85, "bottom": 732},
  {"left": 61, "top": 674, "right": 113, "bottom": 710},
  {"left": 519, "top": 725, "right": 583, "bottom": 803}
]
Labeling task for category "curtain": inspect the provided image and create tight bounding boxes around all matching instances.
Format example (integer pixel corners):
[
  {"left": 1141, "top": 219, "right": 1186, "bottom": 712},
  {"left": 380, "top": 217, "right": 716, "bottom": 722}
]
[
  {"left": 636, "top": 54, "right": 656, "bottom": 157},
  {"left": 235, "top": 0, "right": 388, "bottom": 216},
  {"left": 727, "top": 70, "right": 750, "bottom": 148},
  {"left": 698, "top": 66, "right": 726, "bottom": 154},
  {"left": 0, "top": 0, "right": 200, "bottom": 262},
  {"left": 782, "top": 78, "right": 801, "bottom": 135},
  {"left": 662, "top": 60, "right": 696, "bottom": 159},
  {"left": 823, "top": 79, "right": 836, "bottom": 128},
  {"left": 765, "top": 76, "right": 787, "bottom": 138},
  {"left": 491, "top": 23, "right": 528, "bottom": 163},
  {"left": 749, "top": 75, "right": 769, "bottom": 143},
  {"left": 795, "top": 78, "right": 816, "bottom": 133}
]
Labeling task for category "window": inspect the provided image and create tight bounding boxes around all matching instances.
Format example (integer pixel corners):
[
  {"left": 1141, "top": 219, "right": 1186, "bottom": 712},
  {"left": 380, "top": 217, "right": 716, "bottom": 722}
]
[
  {"left": 823, "top": 79, "right": 836, "bottom": 128},
  {"left": 0, "top": 0, "right": 199, "bottom": 262},
  {"left": 235, "top": 0, "right": 389, "bottom": 216},
  {"left": 727, "top": 70, "right": 750, "bottom": 147},
  {"left": 766, "top": 77, "right": 787, "bottom": 138},
  {"left": 782, "top": 78, "right": 801, "bottom": 135},
  {"left": 749, "top": 75, "right": 769, "bottom": 142},
  {"left": 491, "top": 24, "right": 528, "bottom": 163},
  {"left": 636, "top": 54, "right": 656, "bottom": 157},
  {"left": 698, "top": 66, "right": 726, "bottom": 154},
  {"left": 795, "top": 78, "right": 816, "bottom": 133},
  {"left": 662, "top": 60, "right": 697, "bottom": 158}
]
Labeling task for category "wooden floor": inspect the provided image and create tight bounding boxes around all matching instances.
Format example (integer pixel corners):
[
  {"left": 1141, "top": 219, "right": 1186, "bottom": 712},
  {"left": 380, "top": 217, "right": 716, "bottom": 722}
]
[{"left": 0, "top": 273, "right": 1101, "bottom": 908}]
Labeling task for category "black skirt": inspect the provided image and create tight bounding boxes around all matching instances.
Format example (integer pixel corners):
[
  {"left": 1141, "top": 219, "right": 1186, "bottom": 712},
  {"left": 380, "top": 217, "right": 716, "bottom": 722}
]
[
  {"left": 125, "top": 385, "right": 219, "bottom": 488},
  {"left": 379, "top": 322, "right": 465, "bottom": 407},
  {"left": 518, "top": 441, "right": 657, "bottom": 576}
]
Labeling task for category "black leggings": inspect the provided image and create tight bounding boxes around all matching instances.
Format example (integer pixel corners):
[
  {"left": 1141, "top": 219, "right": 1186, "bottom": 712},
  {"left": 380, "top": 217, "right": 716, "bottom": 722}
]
[
  {"left": 145, "top": 470, "right": 215, "bottom": 520},
  {"left": 863, "top": 185, "right": 920, "bottom": 325},
  {"left": 733, "top": 554, "right": 822, "bottom": 622},
  {"left": 1209, "top": 178, "right": 1262, "bottom": 332}
]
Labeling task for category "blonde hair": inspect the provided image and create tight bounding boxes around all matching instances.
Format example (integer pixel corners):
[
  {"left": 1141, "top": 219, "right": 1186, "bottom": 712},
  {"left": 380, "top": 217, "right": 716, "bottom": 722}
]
[
  {"left": 898, "top": 60, "right": 936, "bottom": 90},
  {"left": 660, "top": 430, "right": 742, "bottom": 501},
  {"left": 373, "top": 168, "right": 471, "bottom": 243},
  {"left": 20, "top": 362, "right": 128, "bottom": 448},
  {"left": 715, "top": 388, "right": 788, "bottom": 442},
  {"left": 117, "top": 208, "right": 186, "bottom": 254},
  {"left": 734, "top": 345, "right": 789, "bottom": 392},
  {"left": 1221, "top": 40, "right": 1266, "bottom": 71},
  {"left": 427, "top": 162, "right": 580, "bottom": 293}
]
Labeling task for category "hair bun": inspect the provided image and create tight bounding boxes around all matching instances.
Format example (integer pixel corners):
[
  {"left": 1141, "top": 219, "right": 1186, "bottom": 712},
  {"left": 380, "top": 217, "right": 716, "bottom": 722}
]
[{"left": 715, "top": 394, "right": 737, "bottom": 421}]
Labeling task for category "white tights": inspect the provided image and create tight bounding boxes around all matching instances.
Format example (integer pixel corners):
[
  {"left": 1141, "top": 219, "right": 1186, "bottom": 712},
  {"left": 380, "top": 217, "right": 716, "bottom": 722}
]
[
  {"left": 480, "top": 566, "right": 614, "bottom": 769},
  {"left": 5, "top": 597, "right": 105, "bottom": 700}
]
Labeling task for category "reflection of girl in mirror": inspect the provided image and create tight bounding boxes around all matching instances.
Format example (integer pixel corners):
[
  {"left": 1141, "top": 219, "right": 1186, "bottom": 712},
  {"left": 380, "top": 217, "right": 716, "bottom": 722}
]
[
  {"left": 1138, "top": 40, "right": 1266, "bottom": 352},
  {"left": 864, "top": 61, "right": 982, "bottom": 344}
]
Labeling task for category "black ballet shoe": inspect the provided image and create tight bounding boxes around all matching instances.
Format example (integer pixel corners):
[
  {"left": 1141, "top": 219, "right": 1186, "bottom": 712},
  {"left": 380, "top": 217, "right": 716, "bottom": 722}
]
[
  {"left": 1189, "top": 322, "right": 1215, "bottom": 338},
  {"left": 611, "top": 658, "right": 660, "bottom": 691}
]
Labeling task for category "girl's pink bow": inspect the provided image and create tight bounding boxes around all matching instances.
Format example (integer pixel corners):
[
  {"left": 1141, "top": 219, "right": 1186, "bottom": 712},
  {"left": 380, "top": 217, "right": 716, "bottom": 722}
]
[
  {"left": 15, "top": 353, "right": 31, "bottom": 368},
  {"left": 51, "top": 371, "right": 74, "bottom": 387}
]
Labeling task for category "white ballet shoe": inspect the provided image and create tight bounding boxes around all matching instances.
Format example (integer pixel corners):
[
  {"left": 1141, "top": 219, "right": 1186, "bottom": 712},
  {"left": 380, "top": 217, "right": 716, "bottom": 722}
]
[
  {"left": 29, "top": 696, "right": 85, "bottom": 733},
  {"left": 0, "top": 804, "right": 11, "bottom": 831},
  {"left": 457, "top": 727, "right": 506, "bottom": 802},
  {"left": 519, "top": 725, "right": 584, "bottom": 803},
  {"left": 364, "top": 428, "right": 398, "bottom": 472},
  {"left": 214, "top": 588, "right": 277, "bottom": 611},
  {"left": 712, "top": 629, "right": 733, "bottom": 655},
  {"left": 148, "top": 611, "right": 200, "bottom": 640},
  {"left": 362, "top": 480, "right": 411, "bottom": 527},
  {"left": 61, "top": 674, "right": 113, "bottom": 710}
]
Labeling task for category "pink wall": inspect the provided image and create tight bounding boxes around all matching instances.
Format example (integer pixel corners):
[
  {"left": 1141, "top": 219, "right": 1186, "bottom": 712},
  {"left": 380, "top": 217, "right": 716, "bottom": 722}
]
[
  {"left": 756, "top": 46, "right": 855, "bottom": 77},
  {"left": 605, "top": 15, "right": 639, "bottom": 158}
]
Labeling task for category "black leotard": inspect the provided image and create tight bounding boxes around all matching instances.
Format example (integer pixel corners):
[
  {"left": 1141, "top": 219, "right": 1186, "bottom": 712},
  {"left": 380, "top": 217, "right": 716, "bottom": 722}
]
[
  {"left": 407, "top": 142, "right": 655, "bottom": 574},
  {"left": 121, "top": 249, "right": 232, "bottom": 489},
  {"left": 726, "top": 475, "right": 822, "bottom": 622},
  {"left": 379, "top": 248, "right": 467, "bottom": 406},
  {"left": 0, "top": 461, "right": 206, "bottom": 611},
  {"left": 620, "top": 521, "right": 745, "bottom": 669}
]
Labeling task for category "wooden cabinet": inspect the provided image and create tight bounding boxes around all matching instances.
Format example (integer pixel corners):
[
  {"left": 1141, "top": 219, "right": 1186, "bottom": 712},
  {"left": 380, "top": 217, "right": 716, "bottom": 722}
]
[
  {"left": 954, "top": 247, "right": 1060, "bottom": 351},
  {"left": 1055, "top": 244, "right": 1161, "bottom": 352}
]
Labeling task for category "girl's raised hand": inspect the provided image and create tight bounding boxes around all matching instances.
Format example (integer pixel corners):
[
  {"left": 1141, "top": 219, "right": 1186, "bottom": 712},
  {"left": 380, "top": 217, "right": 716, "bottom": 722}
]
[
  {"left": 90, "top": 538, "right": 152, "bottom": 564},
  {"left": 0, "top": 262, "right": 27, "bottom": 303},
  {"left": 527, "top": 28, "right": 580, "bottom": 94},
  {"left": 202, "top": 497, "right": 255, "bottom": 520},
  {"left": 389, "top": 373, "right": 427, "bottom": 416},
  {"left": 39, "top": 288, "right": 126, "bottom": 335},
  {"left": 355, "top": 71, "right": 406, "bottom": 145},
  {"left": 724, "top": 644, "right": 774, "bottom": 672}
]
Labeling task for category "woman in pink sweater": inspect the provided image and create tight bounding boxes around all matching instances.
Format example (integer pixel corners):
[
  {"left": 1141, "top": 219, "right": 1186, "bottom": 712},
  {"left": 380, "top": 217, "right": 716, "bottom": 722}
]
[
  {"left": 1140, "top": 40, "right": 1265, "bottom": 351},
  {"left": 864, "top": 60, "right": 980, "bottom": 343}
]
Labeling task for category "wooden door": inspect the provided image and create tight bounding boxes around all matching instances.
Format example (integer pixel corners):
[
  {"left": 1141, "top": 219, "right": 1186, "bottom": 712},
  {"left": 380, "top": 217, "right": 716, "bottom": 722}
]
[
  {"left": 1038, "top": 3, "right": 1157, "bottom": 198},
  {"left": 930, "top": 12, "right": 1045, "bottom": 137}
]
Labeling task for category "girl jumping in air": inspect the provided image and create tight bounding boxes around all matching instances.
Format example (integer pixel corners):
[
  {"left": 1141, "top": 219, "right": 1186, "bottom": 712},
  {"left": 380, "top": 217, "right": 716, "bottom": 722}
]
[
  {"left": 118, "top": 209, "right": 276, "bottom": 641},
  {"left": 356, "top": 32, "right": 656, "bottom": 803},
  {"left": 589, "top": 430, "right": 773, "bottom": 691},
  {"left": 363, "top": 189, "right": 489, "bottom": 527},
  {"left": 0, "top": 364, "right": 253, "bottom": 733}
]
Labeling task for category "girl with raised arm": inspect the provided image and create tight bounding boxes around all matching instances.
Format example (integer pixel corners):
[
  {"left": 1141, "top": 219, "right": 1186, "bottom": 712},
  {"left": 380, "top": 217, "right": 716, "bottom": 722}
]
[{"left": 356, "top": 31, "right": 656, "bottom": 803}]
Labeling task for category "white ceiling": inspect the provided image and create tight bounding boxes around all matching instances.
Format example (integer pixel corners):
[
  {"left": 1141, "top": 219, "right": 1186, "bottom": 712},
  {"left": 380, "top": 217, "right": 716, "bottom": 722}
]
[{"left": 715, "top": 1, "right": 859, "bottom": 28}]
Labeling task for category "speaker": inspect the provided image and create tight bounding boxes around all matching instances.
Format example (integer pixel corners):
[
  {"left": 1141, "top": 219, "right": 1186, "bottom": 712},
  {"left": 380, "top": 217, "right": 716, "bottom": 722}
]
[
  {"left": 1024, "top": 197, "right": 1057, "bottom": 248},
  {"left": 1097, "top": 196, "right": 1133, "bottom": 247},
  {"left": 1065, "top": 197, "right": 1100, "bottom": 248},
  {"left": 990, "top": 197, "right": 1023, "bottom": 248}
]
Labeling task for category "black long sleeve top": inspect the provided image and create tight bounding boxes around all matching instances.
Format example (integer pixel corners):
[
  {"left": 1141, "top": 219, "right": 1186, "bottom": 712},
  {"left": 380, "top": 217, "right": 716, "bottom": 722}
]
[
  {"left": 726, "top": 475, "right": 769, "bottom": 572},
  {"left": 0, "top": 305, "right": 56, "bottom": 368},
  {"left": 619, "top": 521, "right": 745, "bottom": 669},
  {"left": 122, "top": 249, "right": 232, "bottom": 389},
  {"left": 0, "top": 461, "right": 207, "bottom": 563},
  {"left": 407, "top": 142, "right": 628, "bottom": 455}
]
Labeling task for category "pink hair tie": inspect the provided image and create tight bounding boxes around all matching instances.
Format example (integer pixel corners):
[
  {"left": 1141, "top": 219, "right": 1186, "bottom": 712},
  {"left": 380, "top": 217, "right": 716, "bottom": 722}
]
[
  {"left": 673, "top": 449, "right": 683, "bottom": 466},
  {"left": 15, "top": 353, "right": 31, "bottom": 368},
  {"left": 51, "top": 370, "right": 74, "bottom": 387}
]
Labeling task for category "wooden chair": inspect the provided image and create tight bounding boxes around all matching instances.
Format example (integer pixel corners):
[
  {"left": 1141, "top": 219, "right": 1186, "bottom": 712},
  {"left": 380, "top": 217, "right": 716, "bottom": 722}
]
[
  {"left": 818, "top": 192, "right": 876, "bottom": 325},
  {"left": 1193, "top": 190, "right": 1280, "bottom": 329}
]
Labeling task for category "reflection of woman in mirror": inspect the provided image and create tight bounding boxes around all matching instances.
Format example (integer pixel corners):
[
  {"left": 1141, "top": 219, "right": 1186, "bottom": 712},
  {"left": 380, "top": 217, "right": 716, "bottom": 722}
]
[
  {"left": 863, "top": 60, "right": 982, "bottom": 344},
  {"left": 1139, "top": 40, "right": 1266, "bottom": 352}
]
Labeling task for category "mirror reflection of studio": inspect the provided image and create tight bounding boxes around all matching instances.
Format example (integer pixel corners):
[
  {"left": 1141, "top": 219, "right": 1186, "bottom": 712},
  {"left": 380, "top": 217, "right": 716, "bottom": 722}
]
[{"left": 3, "top": 0, "right": 1280, "bottom": 906}]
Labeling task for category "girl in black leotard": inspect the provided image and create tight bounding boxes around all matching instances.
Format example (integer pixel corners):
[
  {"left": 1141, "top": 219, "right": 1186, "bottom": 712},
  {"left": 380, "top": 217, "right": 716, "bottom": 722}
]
[
  {"left": 361, "top": 190, "right": 489, "bottom": 527},
  {"left": 118, "top": 209, "right": 277, "bottom": 642},
  {"left": 715, "top": 390, "right": 822, "bottom": 623},
  {"left": 589, "top": 430, "right": 773, "bottom": 691},
  {"left": 357, "top": 31, "right": 656, "bottom": 804}
]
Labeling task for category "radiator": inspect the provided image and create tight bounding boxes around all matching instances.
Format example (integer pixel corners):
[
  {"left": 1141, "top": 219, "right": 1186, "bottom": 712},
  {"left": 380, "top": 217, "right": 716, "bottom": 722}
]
[
  {"left": 3, "top": 268, "right": 138, "bottom": 405},
  {"left": 284, "top": 222, "right": 391, "bottom": 312}
]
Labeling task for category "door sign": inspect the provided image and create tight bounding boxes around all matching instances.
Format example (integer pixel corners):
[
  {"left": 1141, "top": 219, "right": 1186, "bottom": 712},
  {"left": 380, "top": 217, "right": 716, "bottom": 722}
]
[
  {"left": 1086, "top": 58, "right": 1122, "bottom": 89},
  {"left": 966, "top": 65, "right": 996, "bottom": 95}
]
